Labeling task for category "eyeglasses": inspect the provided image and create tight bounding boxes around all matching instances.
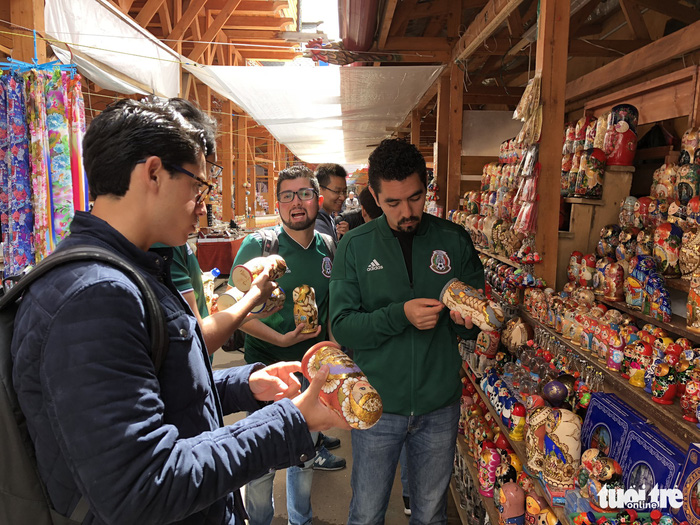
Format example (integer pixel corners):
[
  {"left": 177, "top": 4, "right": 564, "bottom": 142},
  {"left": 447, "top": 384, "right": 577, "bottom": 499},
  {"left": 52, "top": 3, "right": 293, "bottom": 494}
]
[
  {"left": 319, "top": 185, "right": 347, "bottom": 197},
  {"left": 136, "top": 159, "right": 213, "bottom": 204},
  {"left": 207, "top": 160, "right": 223, "bottom": 179},
  {"left": 278, "top": 188, "right": 318, "bottom": 203}
]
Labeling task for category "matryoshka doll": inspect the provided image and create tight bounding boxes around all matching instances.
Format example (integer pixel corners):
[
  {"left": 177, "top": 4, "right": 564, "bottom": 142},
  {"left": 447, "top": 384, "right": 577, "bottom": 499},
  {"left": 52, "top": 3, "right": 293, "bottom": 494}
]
[
  {"left": 633, "top": 196, "right": 653, "bottom": 229},
  {"left": 652, "top": 164, "right": 678, "bottom": 202},
  {"left": 688, "top": 269, "right": 700, "bottom": 334},
  {"left": 568, "top": 251, "right": 583, "bottom": 284},
  {"left": 597, "top": 224, "right": 622, "bottom": 258},
  {"left": 688, "top": 195, "right": 700, "bottom": 225},
  {"left": 542, "top": 408, "right": 582, "bottom": 489},
  {"left": 576, "top": 148, "right": 606, "bottom": 199},
  {"left": 678, "top": 163, "right": 700, "bottom": 205},
  {"left": 479, "top": 440, "right": 501, "bottom": 497},
  {"left": 606, "top": 333, "right": 625, "bottom": 372},
  {"left": 682, "top": 369, "right": 700, "bottom": 422},
  {"left": 525, "top": 406, "right": 553, "bottom": 473},
  {"left": 603, "top": 262, "right": 625, "bottom": 302},
  {"left": 677, "top": 357, "right": 695, "bottom": 397},
  {"left": 525, "top": 492, "right": 548, "bottom": 525},
  {"left": 628, "top": 340, "right": 653, "bottom": 388},
  {"left": 498, "top": 482, "right": 526, "bottom": 525},
  {"left": 593, "top": 257, "right": 613, "bottom": 296},
  {"left": 510, "top": 403, "right": 527, "bottom": 441},
  {"left": 680, "top": 226, "right": 700, "bottom": 279},
  {"left": 619, "top": 196, "right": 638, "bottom": 228},
  {"left": 579, "top": 254, "right": 596, "bottom": 288},
  {"left": 654, "top": 221, "right": 683, "bottom": 277},
  {"left": 561, "top": 153, "right": 573, "bottom": 196},
  {"left": 604, "top": 104, "right": 639, "bottom": 166},
  {"left": 680, "top": 127, "right": 700, "bottom": 165},
  {"left": 651, "top": 362, "right": 678, "bottom": 404}
]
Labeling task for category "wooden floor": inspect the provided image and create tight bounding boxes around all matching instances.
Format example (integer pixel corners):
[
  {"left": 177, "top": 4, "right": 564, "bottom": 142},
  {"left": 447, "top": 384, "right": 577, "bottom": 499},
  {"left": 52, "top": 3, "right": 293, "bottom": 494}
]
[{"left": 213, "top": 348, "right": 462, "bottom": 524}]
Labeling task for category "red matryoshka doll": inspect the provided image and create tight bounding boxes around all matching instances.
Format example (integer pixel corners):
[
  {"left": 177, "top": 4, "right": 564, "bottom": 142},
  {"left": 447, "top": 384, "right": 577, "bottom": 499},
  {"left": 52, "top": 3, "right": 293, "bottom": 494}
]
[
  {"left": 678, "top": 163, "right": 700, "bottom": 205},
  {"left": 479, "top": 440, "right": 501, "bottom": 497},
  {"left": 633, "top": 196, "right": 653, "bottom": 229},
  {"left": 579, "top": 254, "right": 597, "bottom": 288},
  {"left": 651, "top": 362, "right": 678, "bottom": 404},
  {"left": 654, "top": 221, "right": 683, "bottom": 278},
  {"left": 498, "top": 481, "right": 526, "bottom": 525},
  {"left": 688, "top": 195, "right": 700, "bottom": 225},
  {"left": 676, "top": 357, "right": 695, "bottom": 397},
  {"left": 561, "top": 153, "right": 573, "bottom": 197},
  {"left": 603, "top": 262, "right": 625, "bottom": 302},
  {"left": 680, "top": 127, "right": 700, "bottom": 165},
  {"left": 568, "top": 251, "right": 583, "bottom": 283},
  {"left": 593, "top": 257, "right": 613, "bottom": 296},
  {"left": 688, "top": 270, "right": 700, "bottom": 334},
  {"left": 510, "top": 403, "right": 527, "bottom": 441},
  {"left": 681, "top": 368, "right": 700, "bottom": 422},
  {"left": 620, "top": 341, "right": 637, "bottom": 379},
  {"left": 574, "top": 115, "right": 593, "bottom": 152},
  {"left": 628, "top": 340, "right": 653, "bottom": 388},
  {"left": 604, "top": 104, "right": 639, "bottom": 166}
]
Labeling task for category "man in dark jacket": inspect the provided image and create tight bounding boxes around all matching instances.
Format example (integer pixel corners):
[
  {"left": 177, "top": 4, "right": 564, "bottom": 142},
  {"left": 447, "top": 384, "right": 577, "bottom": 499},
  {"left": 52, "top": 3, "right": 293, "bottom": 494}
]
[
  {"left": 330, "top": 138, "right": 484, "bottom": 524},
  {"left": 314, "top": 163, "right": 347, "bottom": 242},
  {"left": 11, "top": 98, "right": 346, "bottom": 525}
]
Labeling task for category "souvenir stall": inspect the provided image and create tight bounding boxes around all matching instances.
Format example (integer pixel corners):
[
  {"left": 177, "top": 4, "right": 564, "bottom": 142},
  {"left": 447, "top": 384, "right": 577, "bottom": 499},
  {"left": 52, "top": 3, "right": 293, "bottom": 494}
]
[
  {"left": 439, "top": 20, "right": 700, "bottom": 525},
  {"left": 0, "top": 51, "right": 87, "bottom": 286}
]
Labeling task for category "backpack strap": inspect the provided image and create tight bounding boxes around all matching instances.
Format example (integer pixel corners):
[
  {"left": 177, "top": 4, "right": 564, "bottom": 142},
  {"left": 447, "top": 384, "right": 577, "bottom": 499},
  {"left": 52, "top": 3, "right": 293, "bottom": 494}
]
[
  {"left": 0, "top": 245, "right": 168, "bottom": 373},
  {"left": 318, "top": 233, "right": 336, "bottom": 261},
  {"left": 254, "top": 227, "right": 280, "bottom": 257}
]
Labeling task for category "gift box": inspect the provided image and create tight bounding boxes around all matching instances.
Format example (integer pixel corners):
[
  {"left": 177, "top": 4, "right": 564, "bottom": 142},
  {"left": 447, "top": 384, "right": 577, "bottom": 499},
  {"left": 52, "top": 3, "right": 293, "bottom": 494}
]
[
  {"left": 581, "top": 393, "right": 646, "bottom": 462},
  {"left": 670, "top": 442, "right": 700, "bottom": 525},
  {"left": 619, "top": 427, "right": 684, "bottom": 511}
]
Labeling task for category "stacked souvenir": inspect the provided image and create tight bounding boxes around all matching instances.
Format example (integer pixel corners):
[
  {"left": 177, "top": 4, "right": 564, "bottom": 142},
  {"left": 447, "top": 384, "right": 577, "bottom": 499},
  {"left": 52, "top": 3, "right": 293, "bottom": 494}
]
[
  {"left": 424, "top": 174, "right": 441, "bottom": 217},
  {"left": 560, "top": 114, "right": 607, "bottom": 199}
]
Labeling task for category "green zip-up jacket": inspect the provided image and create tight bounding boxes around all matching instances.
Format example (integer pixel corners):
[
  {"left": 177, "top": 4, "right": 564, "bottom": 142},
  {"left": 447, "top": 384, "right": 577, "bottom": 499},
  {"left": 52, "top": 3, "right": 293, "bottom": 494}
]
[{"left": 329, "top": 213, "right": 484, "bottom": 417}]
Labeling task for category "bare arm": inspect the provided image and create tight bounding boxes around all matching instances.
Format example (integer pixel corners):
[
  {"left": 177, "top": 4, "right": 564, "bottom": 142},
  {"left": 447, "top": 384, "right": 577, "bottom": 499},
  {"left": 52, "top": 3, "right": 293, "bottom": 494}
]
[{"left": 240, "top": 319, "right": 321, "bottom": 348}]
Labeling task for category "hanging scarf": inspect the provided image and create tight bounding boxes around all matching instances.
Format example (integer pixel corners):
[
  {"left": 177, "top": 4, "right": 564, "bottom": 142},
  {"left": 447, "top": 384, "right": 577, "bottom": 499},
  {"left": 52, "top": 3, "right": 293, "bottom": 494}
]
[{"left": 66, "top": 72, "right": 87, "bottom": 212}]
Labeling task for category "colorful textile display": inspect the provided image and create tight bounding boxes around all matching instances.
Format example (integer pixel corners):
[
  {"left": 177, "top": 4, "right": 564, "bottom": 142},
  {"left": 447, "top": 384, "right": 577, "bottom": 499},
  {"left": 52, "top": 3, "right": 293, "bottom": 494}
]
[{"left": 0, "top": 64, "right": 85, "bottom": 276}]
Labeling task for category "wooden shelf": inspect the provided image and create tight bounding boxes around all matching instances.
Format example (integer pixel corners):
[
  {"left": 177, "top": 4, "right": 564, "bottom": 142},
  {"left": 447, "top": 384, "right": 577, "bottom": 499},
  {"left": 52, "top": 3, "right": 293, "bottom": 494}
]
[
  {"left": 463, "top": 369, "right": 571, "bottom": 525},
  {"left": 596, "top": 297, "right": 700, "bottom": 344},
  {"left": 635, "top": 146, "right": 674, "bottom": 162},
  {"left": 520, "top": 309, "right": 700, "bottom": 452},
  {"left": 564, "top": 197, "right": 605, "bottom": 206},
  {"left": 666, "top": 278, "right": 690, "bottom": 293},
  {"left": 475, "top": 247, "right": 522, "bottom": 269},
  {"left": 455, "top": 435, "right": 501, "bottom": 525},
  {"left": 448, "top": 478, "right": 471, "bottom": 525}
]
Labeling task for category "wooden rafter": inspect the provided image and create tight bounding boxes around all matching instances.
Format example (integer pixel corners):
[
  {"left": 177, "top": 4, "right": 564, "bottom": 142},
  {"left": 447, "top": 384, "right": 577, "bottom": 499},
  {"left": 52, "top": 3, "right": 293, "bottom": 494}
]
[
  {"left": 619, "top": 0, "right": 650, "bottom": 41},
  {"left": 377, "top": 0, "right": 400, "bottom": 49},
  {"left": 568, "top": 0, "right": 602, "bottom": 35},
  {"left": 189, "top": 0, "right": 244, "bottom": 61},
  {"left": 634, "top": 0, "right": 700, "bottom": 23},
  {"left": 221, "top": 16, "right": 295, "bottom": 30},
  {"left": 382, "top": 37, "right": 452, "bottom": 52},
  {"left": 167, "top": 0, "right": 207, "bottom": 42},
  {"left": 158, "top": 2, "right": 172, "bottom": 35},
  {"left": 135, "top": 0, "right": 166, "bottom": 27},
  {"left": 568, "top": 38, "right": 652, "bottom": 57}
]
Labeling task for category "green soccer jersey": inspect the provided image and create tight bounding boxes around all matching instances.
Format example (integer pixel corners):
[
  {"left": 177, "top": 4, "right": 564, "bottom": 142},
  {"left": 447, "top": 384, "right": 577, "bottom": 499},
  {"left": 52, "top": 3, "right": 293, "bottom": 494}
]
[
  {"left": 230, "top": 226, "right": 333, "bottom": 365},
  {"left": 153, "top": 242, "right": 209, "bottom": 319}
]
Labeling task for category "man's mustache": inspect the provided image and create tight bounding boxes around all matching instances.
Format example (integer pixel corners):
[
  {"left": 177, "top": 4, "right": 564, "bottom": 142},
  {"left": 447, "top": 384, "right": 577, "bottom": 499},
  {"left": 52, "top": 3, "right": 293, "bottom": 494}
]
[{"left": 399, "top": 216, "right": 420, "bottom": 225}]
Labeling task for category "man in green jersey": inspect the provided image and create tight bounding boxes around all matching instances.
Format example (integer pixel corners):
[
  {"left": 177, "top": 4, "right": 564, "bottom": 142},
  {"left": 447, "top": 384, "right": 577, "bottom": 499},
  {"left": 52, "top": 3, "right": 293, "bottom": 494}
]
[
  {"left": 330, "top": 138, "right": 485, "bottom": 524},
  {"left": 230, "top": 165, "right": 342, "bottom": 525}
]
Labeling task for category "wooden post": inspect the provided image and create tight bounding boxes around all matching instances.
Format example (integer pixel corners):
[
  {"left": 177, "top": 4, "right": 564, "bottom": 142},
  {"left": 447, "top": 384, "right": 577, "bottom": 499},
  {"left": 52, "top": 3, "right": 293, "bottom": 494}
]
[
  {"left": 411, "top": 109, "right": 421, "bottom": 146},
  {"left": 434, "top": 74, "right": 450, "bottom": 210},
  {"left": 235, "top": 115, "right": 249, "bottom": 222},
  {"left": 11, "top": 0, "right": 45, "bottom": 63},
  {"left": 446, "top": 63, "right": 464, "bottom": 216},
  {"left": 219, "top": 100, "right": 234, "bottom": 222},
  {"left": 534, "top": 0, "right": 570, "bottom": 288}
]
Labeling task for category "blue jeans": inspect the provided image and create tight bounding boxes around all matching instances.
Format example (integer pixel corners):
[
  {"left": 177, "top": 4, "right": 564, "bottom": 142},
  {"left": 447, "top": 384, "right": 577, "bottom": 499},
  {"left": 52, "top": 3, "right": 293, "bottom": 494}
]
[
  {"left": 244, "top": 374, "right": 317, "bottom": 525},
  {"left": 348, "top": 402, "right": 459, "bottom": 525},
  {"left": 399, "top": 445, "right": 409, "bottom": 498}
]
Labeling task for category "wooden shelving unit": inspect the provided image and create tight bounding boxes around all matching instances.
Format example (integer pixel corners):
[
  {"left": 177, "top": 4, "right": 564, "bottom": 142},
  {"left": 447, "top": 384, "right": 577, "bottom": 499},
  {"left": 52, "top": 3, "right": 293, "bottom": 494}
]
[
  {"left": 520, "top": 309, "right": 700, "bottom": 451},
  {"left": 462, "top": 367, "right": 571, "bottom": 525},
  {"left": 665, "top": 277, "right": 691, "bottom": 294},
  {"left": 475, "top": 247, "right": 522, "bottom": 270},
  {"left": 449, "top": 478, "right": 472, "bottom": 525},
  {"left": 595, "top": 297, "right": 700, "bottom": 344}
]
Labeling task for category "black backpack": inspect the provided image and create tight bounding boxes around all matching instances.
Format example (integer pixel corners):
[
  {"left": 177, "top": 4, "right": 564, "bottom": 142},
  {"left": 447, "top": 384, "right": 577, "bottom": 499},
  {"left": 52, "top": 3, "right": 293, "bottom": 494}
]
[{"left": 0, "top": 245, "right": 168, "bottom": 524}]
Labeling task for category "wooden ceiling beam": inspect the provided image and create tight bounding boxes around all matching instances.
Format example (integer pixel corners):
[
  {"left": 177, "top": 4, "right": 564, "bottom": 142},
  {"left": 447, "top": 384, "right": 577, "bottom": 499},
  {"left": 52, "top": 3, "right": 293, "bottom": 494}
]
[
  {"left": 464, "top": 84, "right": 525, "bottom": 95},
  {"left": 424, "top": 14, "right": 447, "bottom": 38},
  {"left": 389, "top": 0, "right": 418, "bottom": 37},
  {"left": 189, "top": 0, "right": 244, "bottom": 61},
  {"left": 115, "top": 0, "right": 136, "bottom": 14},
  {"left": 238, "top": 49, "right": 299, "bottom": 61},
  {"left": 167, "top": 0, "right": 207, "bottom": 42},
  {"left": 566, "top": 17, "right": 700, "bottom": 102},
  {"left": 382, "top": 37, "right": 452, "bottom": 52},
  {"left": 568, "top": 38, "right": 652, "bottom": 57},
  {"left": 221, "top": 16, "right": 295, "bottom": 30},
  {"left": 135, "top": 0, "right": 166, "bottom": 27},
  {"left": 452, "top": 0, "right": 528, "bottom": 64},
  {"left": 634, "top": 0, "right": 700, "bottom": 22},
  {"left": 569, "top": 0, "right": 602, "bottom": 35},
  {"left": 377, "top": 0, "right": 400, "bottom": 49},
  {"left": 463, "top": 94, "right": 522, "bottom": 105},
  {"left": 158, "top": 2, "right": 172, "bottom": 35},
  {"left": 207, "top": 1, "right": 287, "bottom": 15},
  {"left": 619, "top": 0, "right": 650, "bottom": 40},
  {"left": 223, "top": 29, "right": 282, "bottom": 40}
]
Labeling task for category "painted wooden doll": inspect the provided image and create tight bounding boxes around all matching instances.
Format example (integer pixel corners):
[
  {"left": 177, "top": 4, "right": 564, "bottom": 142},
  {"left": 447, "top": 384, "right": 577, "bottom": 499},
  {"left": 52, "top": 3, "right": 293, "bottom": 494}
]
[
  {"left": 542, "top": 408, "right": 582, "bottom": 489},
  {"left": 653, "top": 221, "right": 683, "bottom": 278},
  {"left": 498, "top": 481, "right": 526, "bottom": 525},
  {"left": 293, "top": 285, "right": 318, "bottom": 333},
  {"left": 479, "top": 440, "right": 501, "bottom": 497},
  {"left": 688, "top": 269, "right": 700, "bottom": 334},
  {"left": 651, "top": 362, "right": 678, "bottom": 404}
]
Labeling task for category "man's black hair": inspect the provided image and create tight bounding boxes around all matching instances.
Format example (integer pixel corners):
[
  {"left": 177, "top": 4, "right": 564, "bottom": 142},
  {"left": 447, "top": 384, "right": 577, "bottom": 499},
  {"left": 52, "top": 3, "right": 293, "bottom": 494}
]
[
  {"left": 358, "top": 187, "right": 382, "bottom": 219},
  {"left": 276, "top": 165, "right": 320, "bottom": 196},
  {"left": 83, "top": 98, "right": 209, "bottom": 200},
  {"left": 167, "top": 98, "right": 218, "bottom": 157},
  {"left": 367, "top": 138, "right": 427, "bottom": 195},
  {"left": 314, "top": 163, "right": 347, "bottom": 187}
]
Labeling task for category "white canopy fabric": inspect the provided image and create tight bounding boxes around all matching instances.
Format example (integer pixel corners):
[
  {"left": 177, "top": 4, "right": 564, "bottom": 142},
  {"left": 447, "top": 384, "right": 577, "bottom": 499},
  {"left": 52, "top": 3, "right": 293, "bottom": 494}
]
[
  {"left": 184, "top": 63, "right": 443, "bottom": 164},
  {"left": 45, "top": 0, "right": 443, "bottom": 164},
  {"left": 45, "top": 0, "right": 181, "bottom": 97}
]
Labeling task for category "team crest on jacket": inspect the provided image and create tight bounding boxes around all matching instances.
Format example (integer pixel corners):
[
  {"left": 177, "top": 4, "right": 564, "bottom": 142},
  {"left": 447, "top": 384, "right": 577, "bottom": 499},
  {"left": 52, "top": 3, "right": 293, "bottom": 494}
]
[
  {"left": 429, "top": 250, "right": 451, "bottom": 274},
  {"left": 322, "top": 257, "right": 333, "bottom": 278}
]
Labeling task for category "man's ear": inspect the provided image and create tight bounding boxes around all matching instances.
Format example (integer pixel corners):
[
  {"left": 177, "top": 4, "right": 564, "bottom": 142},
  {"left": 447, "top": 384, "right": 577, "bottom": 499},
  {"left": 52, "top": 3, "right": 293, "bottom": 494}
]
[{"left": 369, "top": 186, "right": 380, "bottom": 207}]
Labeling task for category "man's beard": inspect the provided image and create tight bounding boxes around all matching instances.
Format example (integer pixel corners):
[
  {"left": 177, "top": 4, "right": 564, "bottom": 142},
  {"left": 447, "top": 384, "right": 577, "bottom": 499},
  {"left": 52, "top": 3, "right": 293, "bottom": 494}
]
[
  {"left": 397, "top": 215, "right": 421, "bottom": 233},
  {"left": 282, "top": 209, "right": 318, "bottom": 231}
]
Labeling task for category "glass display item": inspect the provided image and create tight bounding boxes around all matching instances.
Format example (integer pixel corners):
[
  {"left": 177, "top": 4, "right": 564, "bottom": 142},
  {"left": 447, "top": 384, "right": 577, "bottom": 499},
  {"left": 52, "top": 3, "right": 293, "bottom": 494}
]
[{"left": 302, "top": 341, "right": 383, "bottom": 429}]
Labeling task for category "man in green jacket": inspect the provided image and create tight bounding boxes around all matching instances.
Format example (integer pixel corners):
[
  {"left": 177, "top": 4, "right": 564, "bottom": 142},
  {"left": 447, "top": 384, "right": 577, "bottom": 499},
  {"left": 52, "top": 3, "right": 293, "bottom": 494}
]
[{"left": 330, "top": 138, "right": 484, "bottom": 524}]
